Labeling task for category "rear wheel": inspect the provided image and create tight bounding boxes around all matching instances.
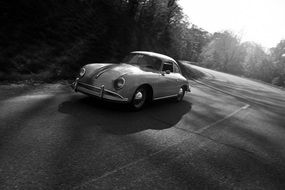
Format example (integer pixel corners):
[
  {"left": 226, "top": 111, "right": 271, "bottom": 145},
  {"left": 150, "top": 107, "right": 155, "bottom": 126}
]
[
  {"left": 176, "top": 87, "right": 185, "bottom": 102},
  {"left": 131, "top": 86, "right": 147, "bottom": 110}
]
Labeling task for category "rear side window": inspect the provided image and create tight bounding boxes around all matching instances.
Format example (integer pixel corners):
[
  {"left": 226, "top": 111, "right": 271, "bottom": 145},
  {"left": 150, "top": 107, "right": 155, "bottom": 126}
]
[
  {"left": 162, "top": 62, "right": 173, "bottom": 72},
  {"left": 173, "top": 63, "right": 181, "bottom": 73}
]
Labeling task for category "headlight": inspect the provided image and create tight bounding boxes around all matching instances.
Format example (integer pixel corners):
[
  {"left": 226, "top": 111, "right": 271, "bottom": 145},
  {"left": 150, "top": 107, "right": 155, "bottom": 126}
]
[
  {"left": 114, "top": 77, "right": 125, "bottom": 90},
  {"left": 79, "top": 68, "right": 86, "bottom": 77}
]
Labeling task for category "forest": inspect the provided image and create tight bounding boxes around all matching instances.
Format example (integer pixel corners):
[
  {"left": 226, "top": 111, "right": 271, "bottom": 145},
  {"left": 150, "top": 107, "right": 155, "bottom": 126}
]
[
  {"left": 0, "top": 0, "right": 284, "bottom": 87},
  {"left": 200, "top": 31, "right": 285, "bottom": 87}
]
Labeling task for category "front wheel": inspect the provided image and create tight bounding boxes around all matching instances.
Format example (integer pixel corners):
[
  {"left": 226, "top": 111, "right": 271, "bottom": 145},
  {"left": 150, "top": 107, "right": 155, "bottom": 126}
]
[
  {"left": 131, "top": 86, "right": 147, "bottom": 110},
  {"left": 176, "top": 87, "right": 185, "bottom": 102}
]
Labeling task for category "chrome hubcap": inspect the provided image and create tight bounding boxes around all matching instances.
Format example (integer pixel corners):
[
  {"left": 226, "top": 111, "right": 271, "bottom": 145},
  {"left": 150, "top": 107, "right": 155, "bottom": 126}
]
[
  {"left": 177, "top": 88, "right": 184, "bottom": 101},
  {"left": 178, "top": 88, "right": 183, "bottom": 95},
  {"left": 133, "top": 89, "right": 146, "bottom": 108},
  {"left": 135, "top": 92, "right": 143, "bottom": 100}
]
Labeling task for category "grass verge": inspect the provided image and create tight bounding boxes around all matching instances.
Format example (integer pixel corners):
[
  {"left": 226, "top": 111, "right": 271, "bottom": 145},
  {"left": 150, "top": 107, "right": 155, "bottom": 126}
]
[{"left": 177, "top": 61, "right": 205, "bottom": 80}]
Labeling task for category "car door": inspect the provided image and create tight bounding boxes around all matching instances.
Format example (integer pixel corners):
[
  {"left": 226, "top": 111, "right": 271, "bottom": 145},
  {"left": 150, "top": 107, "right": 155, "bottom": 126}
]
[
  {"left": 159, "top": 61, "right": 180, "bottom": 96},
  {"left": 171, "top": 62, "right": 185, "bottom": 91}
]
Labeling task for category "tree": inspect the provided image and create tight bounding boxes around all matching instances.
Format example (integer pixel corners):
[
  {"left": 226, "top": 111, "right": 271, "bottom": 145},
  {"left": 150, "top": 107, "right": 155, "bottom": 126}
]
[
  {"left": 270, "top": 40, "right": 285, "bottom": 86},
  {"left": 200, "top": 31, "right": 245, "bottom": 75},
  {"left": 241, "top": 42, "right": 270, "bottom": 80}
]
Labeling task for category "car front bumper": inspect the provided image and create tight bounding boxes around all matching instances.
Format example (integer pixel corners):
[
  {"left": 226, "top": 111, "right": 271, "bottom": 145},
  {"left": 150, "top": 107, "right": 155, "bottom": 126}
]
[{"left": 71, "top": 79, "right": 129, "bottom": 103}]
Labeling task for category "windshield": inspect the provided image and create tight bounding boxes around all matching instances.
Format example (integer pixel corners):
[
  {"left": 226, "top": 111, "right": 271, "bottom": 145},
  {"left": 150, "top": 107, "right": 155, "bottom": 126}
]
[{"left": 123, "top": 54, "right": 162, "bottom": 71}]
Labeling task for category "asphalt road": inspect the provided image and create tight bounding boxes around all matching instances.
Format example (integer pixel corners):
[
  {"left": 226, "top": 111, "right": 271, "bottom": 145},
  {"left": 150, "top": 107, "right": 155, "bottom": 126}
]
[{"left": 1, "top": 65, "right": 285, "bottom": 190}]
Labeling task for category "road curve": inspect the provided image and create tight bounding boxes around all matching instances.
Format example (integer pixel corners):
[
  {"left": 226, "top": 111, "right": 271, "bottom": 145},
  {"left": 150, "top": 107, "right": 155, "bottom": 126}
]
[{"left": 0, "top": 66, "right": 285, "bottom": 190}]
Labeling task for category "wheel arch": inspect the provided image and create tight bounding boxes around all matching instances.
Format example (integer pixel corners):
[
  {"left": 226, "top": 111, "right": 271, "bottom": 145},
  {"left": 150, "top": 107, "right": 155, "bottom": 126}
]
[
  {"left": 181, "top": 84, "right": 188, "bottom": 91},
  {"left": 136, "top": 83, "right": 153, "bottom": 102}
]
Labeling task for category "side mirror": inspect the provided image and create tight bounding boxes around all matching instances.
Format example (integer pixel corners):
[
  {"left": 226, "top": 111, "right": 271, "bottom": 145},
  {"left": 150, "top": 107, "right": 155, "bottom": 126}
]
[{"left": 165, "top": 70, "right": 171, "bottom": 74}]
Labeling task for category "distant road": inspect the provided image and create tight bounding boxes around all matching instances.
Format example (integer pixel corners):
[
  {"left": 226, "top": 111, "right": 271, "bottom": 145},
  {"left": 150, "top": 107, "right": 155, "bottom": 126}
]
[{"left": 1, "top": 65, "right": 285, "bottom": 190}]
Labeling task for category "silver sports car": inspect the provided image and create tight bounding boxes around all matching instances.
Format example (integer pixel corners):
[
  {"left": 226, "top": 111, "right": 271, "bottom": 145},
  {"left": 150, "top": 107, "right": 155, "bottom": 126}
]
[{"left": 72, "top": 51, "right": 190, "bottom": 110}]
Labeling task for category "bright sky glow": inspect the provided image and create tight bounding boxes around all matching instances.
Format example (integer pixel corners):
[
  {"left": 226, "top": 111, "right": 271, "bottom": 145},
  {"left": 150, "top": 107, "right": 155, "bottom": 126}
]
[{"left": 178, "top": 0, "right": 285, "bottom": 48}]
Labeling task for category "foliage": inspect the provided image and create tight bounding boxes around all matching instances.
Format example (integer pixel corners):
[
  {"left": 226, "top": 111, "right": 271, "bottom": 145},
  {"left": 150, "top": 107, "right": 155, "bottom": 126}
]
[
  {"left": 200, "top": 31, "right": 245, "bottom": 75},
  {"left": 1, "top": 0, "right": 284, "bottom": 87},
  {"left": 0, "top": 0, "right": 208, "bottom": 81},
  {"left": 199, "top": 31, "right": 285, "bottom": 87},
  {"left": 270, "top": 40, "right": 285, "bottom": 86},
  {"left": 241, "top": 42, "right": 274, "bottom": 83}
]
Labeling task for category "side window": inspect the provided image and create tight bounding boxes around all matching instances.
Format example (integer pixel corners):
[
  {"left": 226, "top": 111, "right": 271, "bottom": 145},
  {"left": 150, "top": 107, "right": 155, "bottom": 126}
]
[
  {"left": 162, "top": 62, "right": 173, "bottom": 72},
  {"left": 173, "top": 63, "right": 180, "bottom": 73}
]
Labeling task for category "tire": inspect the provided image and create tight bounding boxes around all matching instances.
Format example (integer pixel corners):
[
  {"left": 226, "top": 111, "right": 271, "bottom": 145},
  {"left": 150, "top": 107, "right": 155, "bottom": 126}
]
[
  {"left": 131, "top": 86, "right": 147, "bottom": 110},
  {"left": 176, "top": 87, "right": 185, "bottom": 102}
]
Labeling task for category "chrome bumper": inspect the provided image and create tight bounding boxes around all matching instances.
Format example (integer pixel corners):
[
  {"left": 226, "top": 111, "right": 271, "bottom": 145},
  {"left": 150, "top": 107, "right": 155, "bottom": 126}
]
[{"left": 72, "top": 80, "right": 128, "bottom": 103}]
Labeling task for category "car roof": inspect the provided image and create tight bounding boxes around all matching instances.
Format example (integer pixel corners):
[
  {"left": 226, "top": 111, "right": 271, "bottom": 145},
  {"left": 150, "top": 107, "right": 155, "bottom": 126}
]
[{"left": 131, "top": 51, "right": 177, "bottom": 63}]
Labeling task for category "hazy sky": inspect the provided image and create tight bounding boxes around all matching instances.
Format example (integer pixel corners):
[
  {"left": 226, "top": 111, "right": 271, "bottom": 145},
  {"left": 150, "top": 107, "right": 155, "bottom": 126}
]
[{"left": 178, "top": 0, "right": 285, "bottom": 48}]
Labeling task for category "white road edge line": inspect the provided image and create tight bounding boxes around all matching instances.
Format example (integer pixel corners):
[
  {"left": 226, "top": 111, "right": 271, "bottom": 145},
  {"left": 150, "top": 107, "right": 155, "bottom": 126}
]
[
  {"left": 191, "top": 79, "right": 277, "bottom": 108},
  {"left": 191, "top": 79, "right": 250, "bottom": 101},
  {"left": 195, "top": 104, "right": 250, "bottom": 134},
  {"left": 72, "top": 137, "right": 189, "bottom": 189},
  {"left": 73, "top": 104, "right": 250, "bottom": 190}
]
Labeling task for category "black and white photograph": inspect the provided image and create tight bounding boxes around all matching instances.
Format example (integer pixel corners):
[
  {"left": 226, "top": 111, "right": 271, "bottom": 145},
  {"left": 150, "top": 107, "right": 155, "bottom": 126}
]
[{"left": 0, "top": 0, "right": 285, "bottom": 189}]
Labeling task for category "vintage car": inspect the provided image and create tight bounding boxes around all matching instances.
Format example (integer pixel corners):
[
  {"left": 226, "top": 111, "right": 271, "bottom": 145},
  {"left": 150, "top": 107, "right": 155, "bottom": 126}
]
[{"left": 71, "top": 51, "right": 190, "bottom": 110}]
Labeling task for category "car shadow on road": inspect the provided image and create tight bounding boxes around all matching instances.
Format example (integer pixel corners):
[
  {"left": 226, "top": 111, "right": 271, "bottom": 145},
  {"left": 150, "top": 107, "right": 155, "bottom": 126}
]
[{"left": 58, "top": 96, "right": 192, "bottom": 135}]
